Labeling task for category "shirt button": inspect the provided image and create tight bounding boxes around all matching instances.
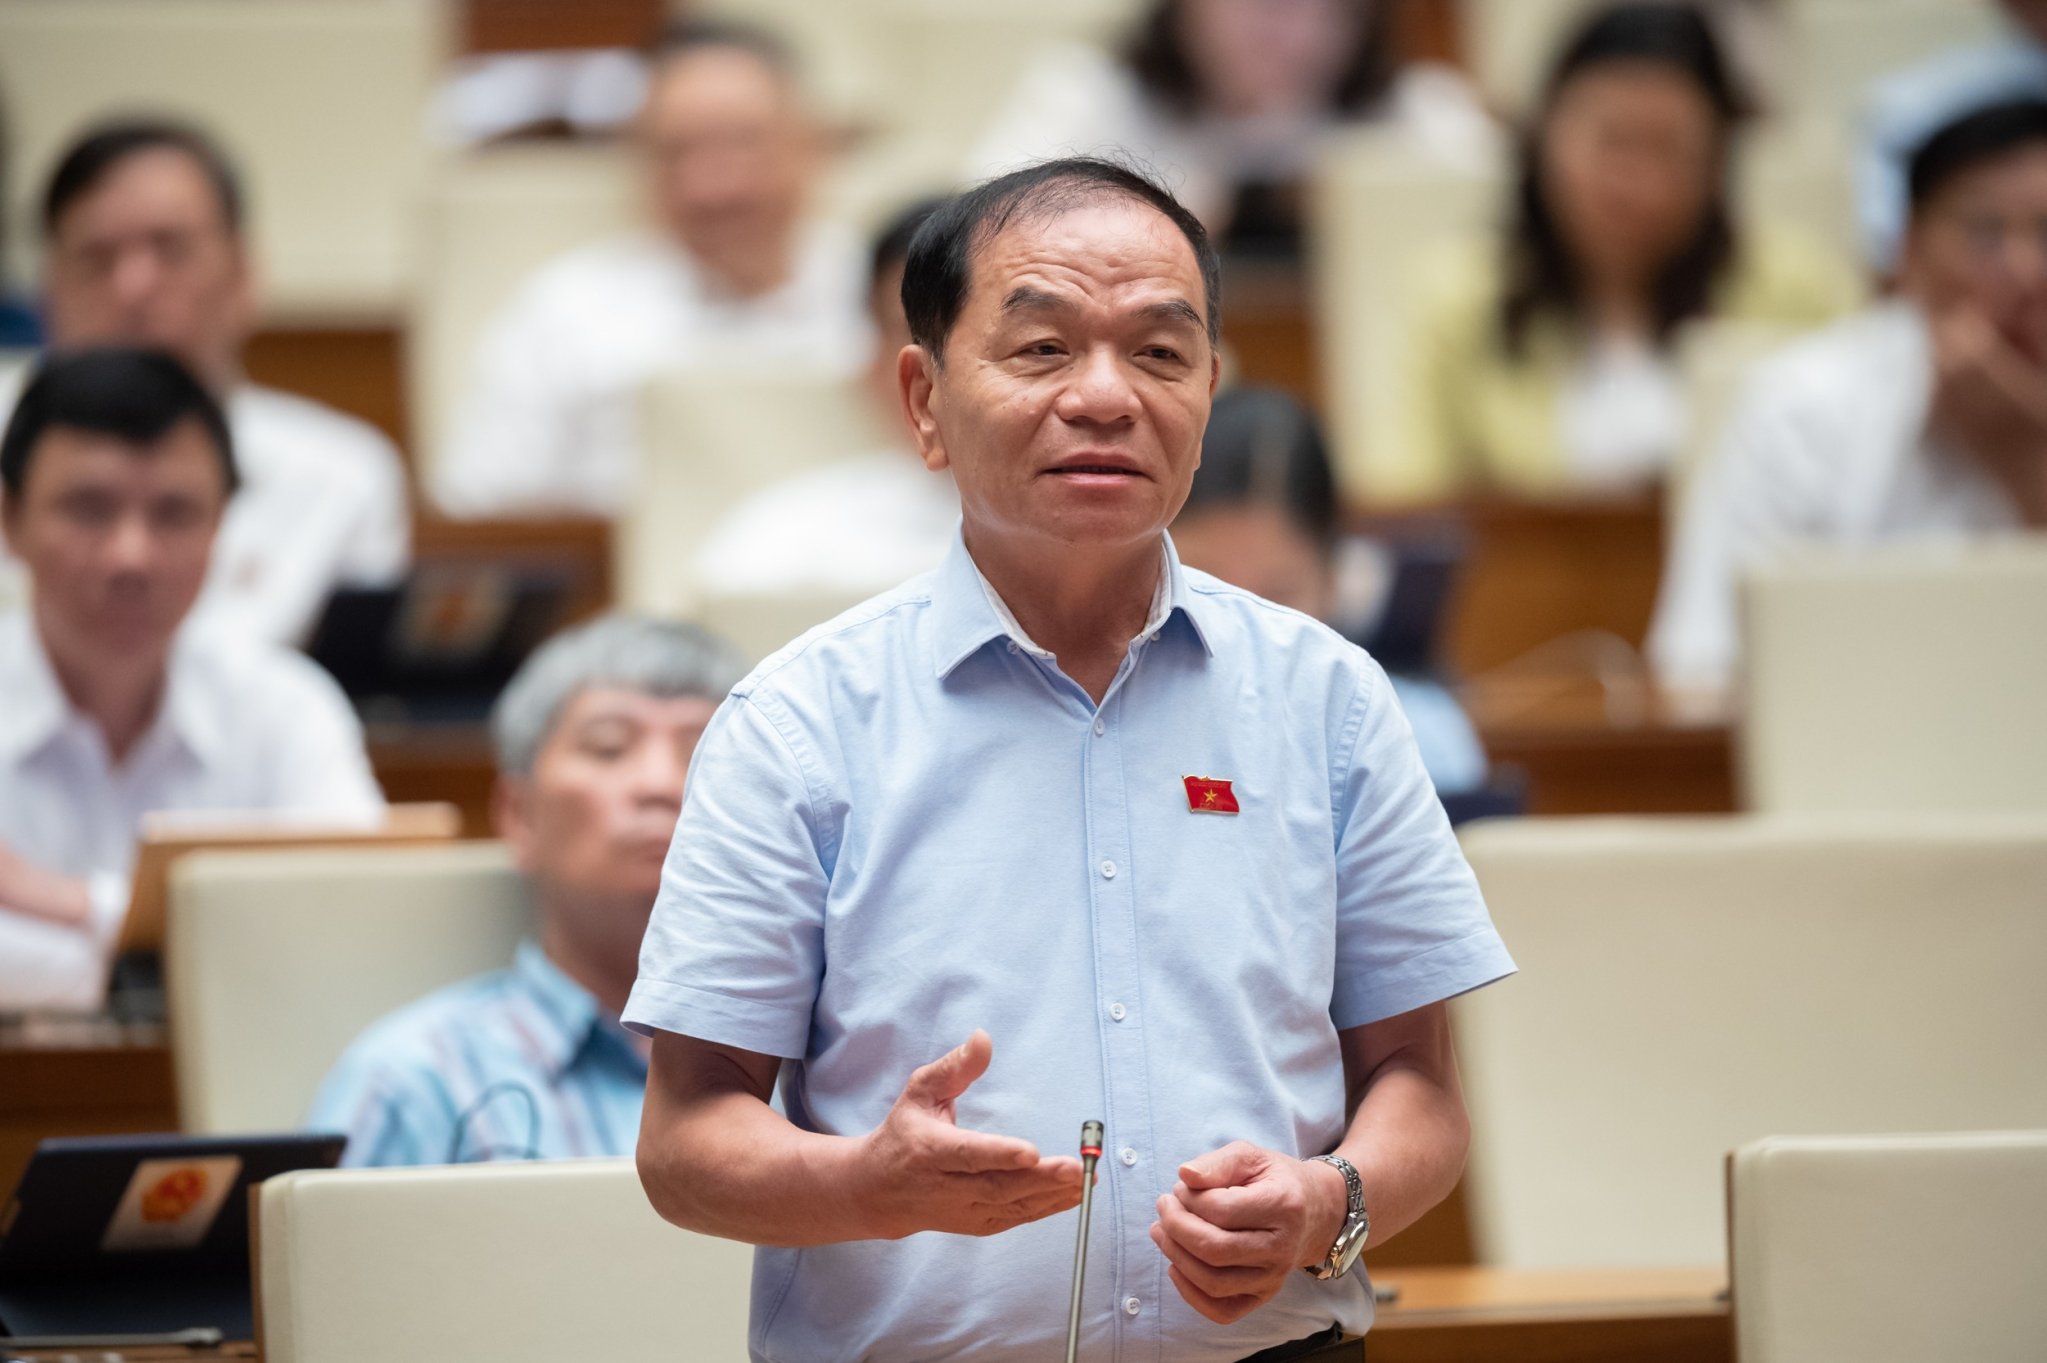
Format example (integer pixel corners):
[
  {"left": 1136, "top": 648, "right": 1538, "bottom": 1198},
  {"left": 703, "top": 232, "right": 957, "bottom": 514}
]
[
  {"left": 1108, "top": 1002, "right": 1127, "bottom": 1021},
  {"left": 1119, "top": 1147, "right": 1137, "bottom": 1167},
  {"left": 1123, "top": 1296, "right": 1142, "bottom": 1316},
  {"left": 1093, "top": 718, "right": 1105, "bottom": 736},
  {"left": 1007, "top": 641, "right": 1019, "bottom": 654},
  {"left": 1099, "top": 860, "right": 1116, "bottom": 879}
]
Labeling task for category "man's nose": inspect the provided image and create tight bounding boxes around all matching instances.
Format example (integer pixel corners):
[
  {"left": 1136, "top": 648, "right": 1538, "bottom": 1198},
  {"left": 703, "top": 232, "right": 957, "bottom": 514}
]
[
  {"left": 628, "top": 744, "right": 690, "bottom": 804},
  {"left": 105, "top": 511, "right": 158, "bottom": 575},
  {"left": 110, "top": 247, "right": 162, "bottom": 309},
  {"left": 1060, "top": 346, "right": 1142, "bottom": 425}
]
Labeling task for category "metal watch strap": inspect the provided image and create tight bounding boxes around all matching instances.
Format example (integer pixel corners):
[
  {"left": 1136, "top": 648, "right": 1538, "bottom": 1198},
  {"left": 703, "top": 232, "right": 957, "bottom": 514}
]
[{"left": 1304, "top": 1154, "right": 1369, "bottom": 1280}]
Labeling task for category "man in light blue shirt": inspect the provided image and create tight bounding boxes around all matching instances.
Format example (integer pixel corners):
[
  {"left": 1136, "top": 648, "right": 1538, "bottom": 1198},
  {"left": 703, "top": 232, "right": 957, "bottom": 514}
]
[
  {"left": 307, "top": 614, "right": 744, "bottom": 1165},
  {"left": 627, "top": 159, "right": 1514, "bottom": 1363},
  {"left": 1860, "top": 1, "right": 2047, "bottom": 271}
]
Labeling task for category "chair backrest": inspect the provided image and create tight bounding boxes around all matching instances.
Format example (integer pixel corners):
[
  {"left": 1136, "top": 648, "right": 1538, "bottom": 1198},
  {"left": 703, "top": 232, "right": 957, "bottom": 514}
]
[
  {"left": 617, "top": 369, "right": 883, "bottom": 617},
  {"left": 1781, "top": 0, "right": 2005, "bottom": 139},
  {"left": 1668, "top": 316, "right": 1802, "bottom": 519},
  {"left": 256, "top": 1159, "right": 753, "bottom": 1363},
  {"left": 1454, "top": 815, "right": 2047, "bottom": 1267},
  {"left": 1741, "top": 540, "right": 2047, "bottom": 814},
  {"left": 1730, "top": 1131, "right": 2047, "bottom": 1363},
  {"left": 1307, "top": 131, "right": 1506, "bottom": 497},
  {"left": 694, "top": 588, "right": 876, "bottom": 666},
  {"left": 407, "top": 142, "right": 641, "bottom": 471},
  {"left": 0, "top": 0, "right": 450, "bottom": 320},
  {"left": 1461, "top": 0, "right": 2005, "bottom": 133},
  {"left": 166, "top": 842, "right": 534, "bottom": 1134}
]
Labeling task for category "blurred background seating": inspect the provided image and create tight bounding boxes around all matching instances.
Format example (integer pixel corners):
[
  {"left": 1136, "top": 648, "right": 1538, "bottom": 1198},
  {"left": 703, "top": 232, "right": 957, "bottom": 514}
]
[
  {"left": 1729, "top": 1131, "right": 2047, "bottom": 1363},
  {"left": 166, "top": 843, "right": 532, "bottom": 1134},
  {"left": 1454, "top": 814, "right": 2047, "bottom": 1267},
  {"left": 255, "top": 1158, "right": 752, "bottom": 1363}
]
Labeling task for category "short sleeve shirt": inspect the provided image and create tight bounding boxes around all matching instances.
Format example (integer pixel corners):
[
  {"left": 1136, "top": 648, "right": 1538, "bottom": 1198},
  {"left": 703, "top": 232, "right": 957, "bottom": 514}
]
[{"left": 624, "top": 532, "right": 1514, "bottom": 1363}]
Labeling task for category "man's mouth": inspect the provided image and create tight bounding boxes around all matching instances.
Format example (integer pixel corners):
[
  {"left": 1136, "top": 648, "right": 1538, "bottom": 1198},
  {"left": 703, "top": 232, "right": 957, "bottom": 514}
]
[{"left": 1046, "top": 456, "right": 1147, "bottom": 479}]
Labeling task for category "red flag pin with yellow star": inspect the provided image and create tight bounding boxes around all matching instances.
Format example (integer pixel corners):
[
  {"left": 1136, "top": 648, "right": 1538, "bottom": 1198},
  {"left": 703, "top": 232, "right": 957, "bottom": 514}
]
[{"left": 1183, "top": 776, "right": 1239, "bottom": 814}]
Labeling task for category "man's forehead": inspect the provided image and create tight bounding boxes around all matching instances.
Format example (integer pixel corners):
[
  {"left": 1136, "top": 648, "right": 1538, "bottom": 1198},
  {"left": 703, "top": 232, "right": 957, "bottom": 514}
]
[
  {"left": 647, "top": 44, "right": 797, "bottom": 119},
  {"left": 26, "top": 421, "right": 222, "bottom": 490},
  {"left": 968, "top": 198, "right": 1203, "bottom": 311},
  {"left": 63, "top": 148, "right": 226, "bottom": 226}
]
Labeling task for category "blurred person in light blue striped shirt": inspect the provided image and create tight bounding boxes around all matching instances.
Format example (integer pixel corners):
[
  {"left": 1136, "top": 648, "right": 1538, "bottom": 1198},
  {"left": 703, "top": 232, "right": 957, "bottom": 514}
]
[{"left": 305, "top": 613, "right": 745, "bottom": 1166}]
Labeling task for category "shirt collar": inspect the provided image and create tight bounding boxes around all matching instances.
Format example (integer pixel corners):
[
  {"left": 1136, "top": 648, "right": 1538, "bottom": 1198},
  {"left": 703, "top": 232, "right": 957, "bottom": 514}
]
[
  {"left": 511, "top": 941, "right": 642, "bottom": 1080},
  {"left": 0, "top": 610, "right": 69, "bottom": 763},
  {"left": 929, "top": 528, "right": 1214, "bottom": 680},
  {"left": 0, "top": 611, "right": 227, "bottom": 768}
]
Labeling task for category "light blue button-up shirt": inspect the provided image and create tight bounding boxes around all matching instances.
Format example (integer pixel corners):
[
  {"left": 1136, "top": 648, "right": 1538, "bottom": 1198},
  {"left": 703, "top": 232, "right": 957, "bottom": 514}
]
[
  {"left": 625, "top": 532, "right": 1514, "bottom": 1363},
  {"left": 308, "top": 942, "right": 648, "bottom": 1167}
]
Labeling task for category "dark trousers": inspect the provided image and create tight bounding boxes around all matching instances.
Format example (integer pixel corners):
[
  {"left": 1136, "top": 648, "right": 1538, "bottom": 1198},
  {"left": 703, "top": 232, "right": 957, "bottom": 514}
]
[{"left": 1233, "top": 1325, "right": 1364, "bottom": 1363}]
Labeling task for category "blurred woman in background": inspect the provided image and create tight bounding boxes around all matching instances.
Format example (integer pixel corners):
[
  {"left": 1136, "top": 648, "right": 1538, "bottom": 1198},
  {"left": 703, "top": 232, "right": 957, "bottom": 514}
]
[
  {"left": 1172, "top": 386, "right": 1489, "bottom": 796},
  {"left": 968, "top": 0, "right": 1492, "bottom": 252},
  {"left": 1385, "top": 1, "right": 1856, "bottom": 503}
]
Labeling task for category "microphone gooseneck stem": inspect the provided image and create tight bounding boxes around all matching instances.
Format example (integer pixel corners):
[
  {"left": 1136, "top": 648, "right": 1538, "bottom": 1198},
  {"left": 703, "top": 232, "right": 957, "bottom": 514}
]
[{"left": 1065, "top": 1119, "right": 1105, "bottom": 1363}]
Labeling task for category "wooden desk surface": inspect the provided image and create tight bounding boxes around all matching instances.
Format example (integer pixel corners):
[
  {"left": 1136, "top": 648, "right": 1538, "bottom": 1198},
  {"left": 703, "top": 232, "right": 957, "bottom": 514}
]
[
  {"left": 1375, "top": 1266, "right": 1726, "bottom": 1322},
  {"left": 7, "top": 1269, "right": 1724, "bottom": 1363},
  {"left": 1462, "top": 677, "right": 1736, "bottom": 816},
  {"left": 0, "top": 1019, "right": 178, "bottom": 1197},
  {"left": 1370, "top": 1266, "right": 1730, "bottom": 1363}
]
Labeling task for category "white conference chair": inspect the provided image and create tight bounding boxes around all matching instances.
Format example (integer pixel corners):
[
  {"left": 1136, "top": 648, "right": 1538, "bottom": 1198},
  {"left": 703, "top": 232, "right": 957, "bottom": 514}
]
[
  {"left": 1453, "top": 815, "right": 2047, "bottom": 1268},
  {"left": 1740, "top": 540, "right": 2047, "bottom": 815},
  {"left": 256, "top": 1159, "right": 753, "bottom": 1363},
  {"left": 694, "top": 587, "right": 876, "bottom": 666},
  {"left": 616, "top": 368, "right": 884, "bottom": 619},
  {"left": 0, "top": 0, "right": 451, "bottom": 321},
  {"left": 1780, "top": 0, "right": 2004, "bottom": 140},
  {"left": 166, "top": 842, "right": 533, "bottom": 1135},
  {"left": 1306, "top": 130, "right": 1507, "bottom": 499},
  {"left": 406, "top": 142, "right": 641, "bottom": 473},
  {"left": 1731, "top": 1131, "right": 2047, "bottom": 1363}
]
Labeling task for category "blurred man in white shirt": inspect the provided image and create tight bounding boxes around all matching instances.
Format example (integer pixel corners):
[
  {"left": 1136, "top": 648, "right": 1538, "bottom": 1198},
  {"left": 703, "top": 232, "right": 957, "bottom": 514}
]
[
  {"left": 0, "top": 348, "right": 383, "bottom": 1012},
  {"left": 1652, "top": 100, "right": 2047, "bottom": 693},
  {"left": 0, "top": 119, "right": 411, "bottom": 646},
  {"left": 433, "top": 20, "right": 871, "bottom": 519},
  {"left": 693, "top": 198, "right": 958, "bottom": 598},
  {"left": 1859, "top": 0, "right": 2047, "bottom": 273}
]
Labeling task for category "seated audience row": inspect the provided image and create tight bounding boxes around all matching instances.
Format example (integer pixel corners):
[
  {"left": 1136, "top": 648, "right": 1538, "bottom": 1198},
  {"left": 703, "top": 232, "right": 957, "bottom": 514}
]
[
  {"left": 0, "top": 123, "right": 409, "bottom": 646},
  {"left": 968, "top": 0, "right": 1494, "bottom": 248},
  {"left": 0, "top": 348, "right": 381, "bottom": 1011},
  {"left": 430, "top": 21, "right": 873, "bottom": 520},
  {"left": 1394, "top": 3, "right": 1855, "bottom": 503},
  {"left": 309, "top": 613, "right": 743, "bottom": 1166},
  {"left": 1651, "top": 99, "right": 2047, "bottom": 690}
]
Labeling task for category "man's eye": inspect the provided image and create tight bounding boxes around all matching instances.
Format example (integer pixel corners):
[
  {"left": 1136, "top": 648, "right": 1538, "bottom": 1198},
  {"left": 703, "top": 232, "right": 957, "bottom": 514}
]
[
  {"left": 1024, "top": 342, "right": 1064, "bottom": 357},
  {"left": 60, "top": 493, "right": 118, "bottom": 526},
  {"left": 152, "top": 499, "right": 211, "bottom": 533},
  {"left": 1141, "top": 346, "right": 1183, "bottom": 363}
]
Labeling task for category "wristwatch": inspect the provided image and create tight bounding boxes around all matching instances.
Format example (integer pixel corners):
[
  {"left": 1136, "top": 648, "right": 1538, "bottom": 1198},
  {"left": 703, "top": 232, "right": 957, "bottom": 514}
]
[{"left": 1303, "top": 1154, "right": 1370, "bottom": 1280}]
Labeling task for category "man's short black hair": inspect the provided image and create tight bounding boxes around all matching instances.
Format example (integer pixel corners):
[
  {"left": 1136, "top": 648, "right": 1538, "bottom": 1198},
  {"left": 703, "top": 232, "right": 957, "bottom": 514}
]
[
  {"left": 902, "top": 157, "right": 1222, "bottom": 363},
  {"left": 649, "top": 17, "right": 799, "bottom": 80},
  {"left": 1909, "top": 99, "right": 2047, "bottom": 209},
  {"left": 0, "top": 346, "right": 238, "bottom": 501},
  {"left": 42, "top": 118, "right": 244, "bottom": 238}
]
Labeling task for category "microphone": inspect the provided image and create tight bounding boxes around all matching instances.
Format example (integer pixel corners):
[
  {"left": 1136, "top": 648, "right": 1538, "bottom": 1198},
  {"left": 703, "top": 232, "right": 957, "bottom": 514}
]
[{"left": 1064, "top": 1119, "right": 1104, "bottom": 1363}]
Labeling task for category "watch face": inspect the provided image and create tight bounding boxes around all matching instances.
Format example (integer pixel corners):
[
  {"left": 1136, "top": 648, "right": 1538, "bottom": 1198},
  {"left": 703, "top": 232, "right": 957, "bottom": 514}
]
[{"left": 1335, "top": 1223, "right": 1369, "bottom": 1275}]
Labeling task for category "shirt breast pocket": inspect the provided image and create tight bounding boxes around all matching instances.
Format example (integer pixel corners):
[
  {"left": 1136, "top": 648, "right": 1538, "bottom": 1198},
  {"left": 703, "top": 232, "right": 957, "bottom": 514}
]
[{"left": 1138, "top": 770, "right": 1339, "bottom": 1018}]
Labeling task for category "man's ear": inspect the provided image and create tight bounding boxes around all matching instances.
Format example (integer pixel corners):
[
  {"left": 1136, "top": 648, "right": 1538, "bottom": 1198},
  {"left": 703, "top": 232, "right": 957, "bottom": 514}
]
[
  {"left": 901, "top": 344, "right": 951, "bottom": 473},
  {"left": 1207, "top": 346, "right": 1221, "bottom": 397},
  {"left": 492, "top": 774, "right": 540, "bottom": 875}
]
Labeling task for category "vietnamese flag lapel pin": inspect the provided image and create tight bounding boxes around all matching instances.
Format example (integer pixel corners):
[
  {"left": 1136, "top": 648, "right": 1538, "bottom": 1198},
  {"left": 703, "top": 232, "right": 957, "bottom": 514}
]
[{"left": 1183, "top": 775, "right": 1240, "bottom": 814}]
